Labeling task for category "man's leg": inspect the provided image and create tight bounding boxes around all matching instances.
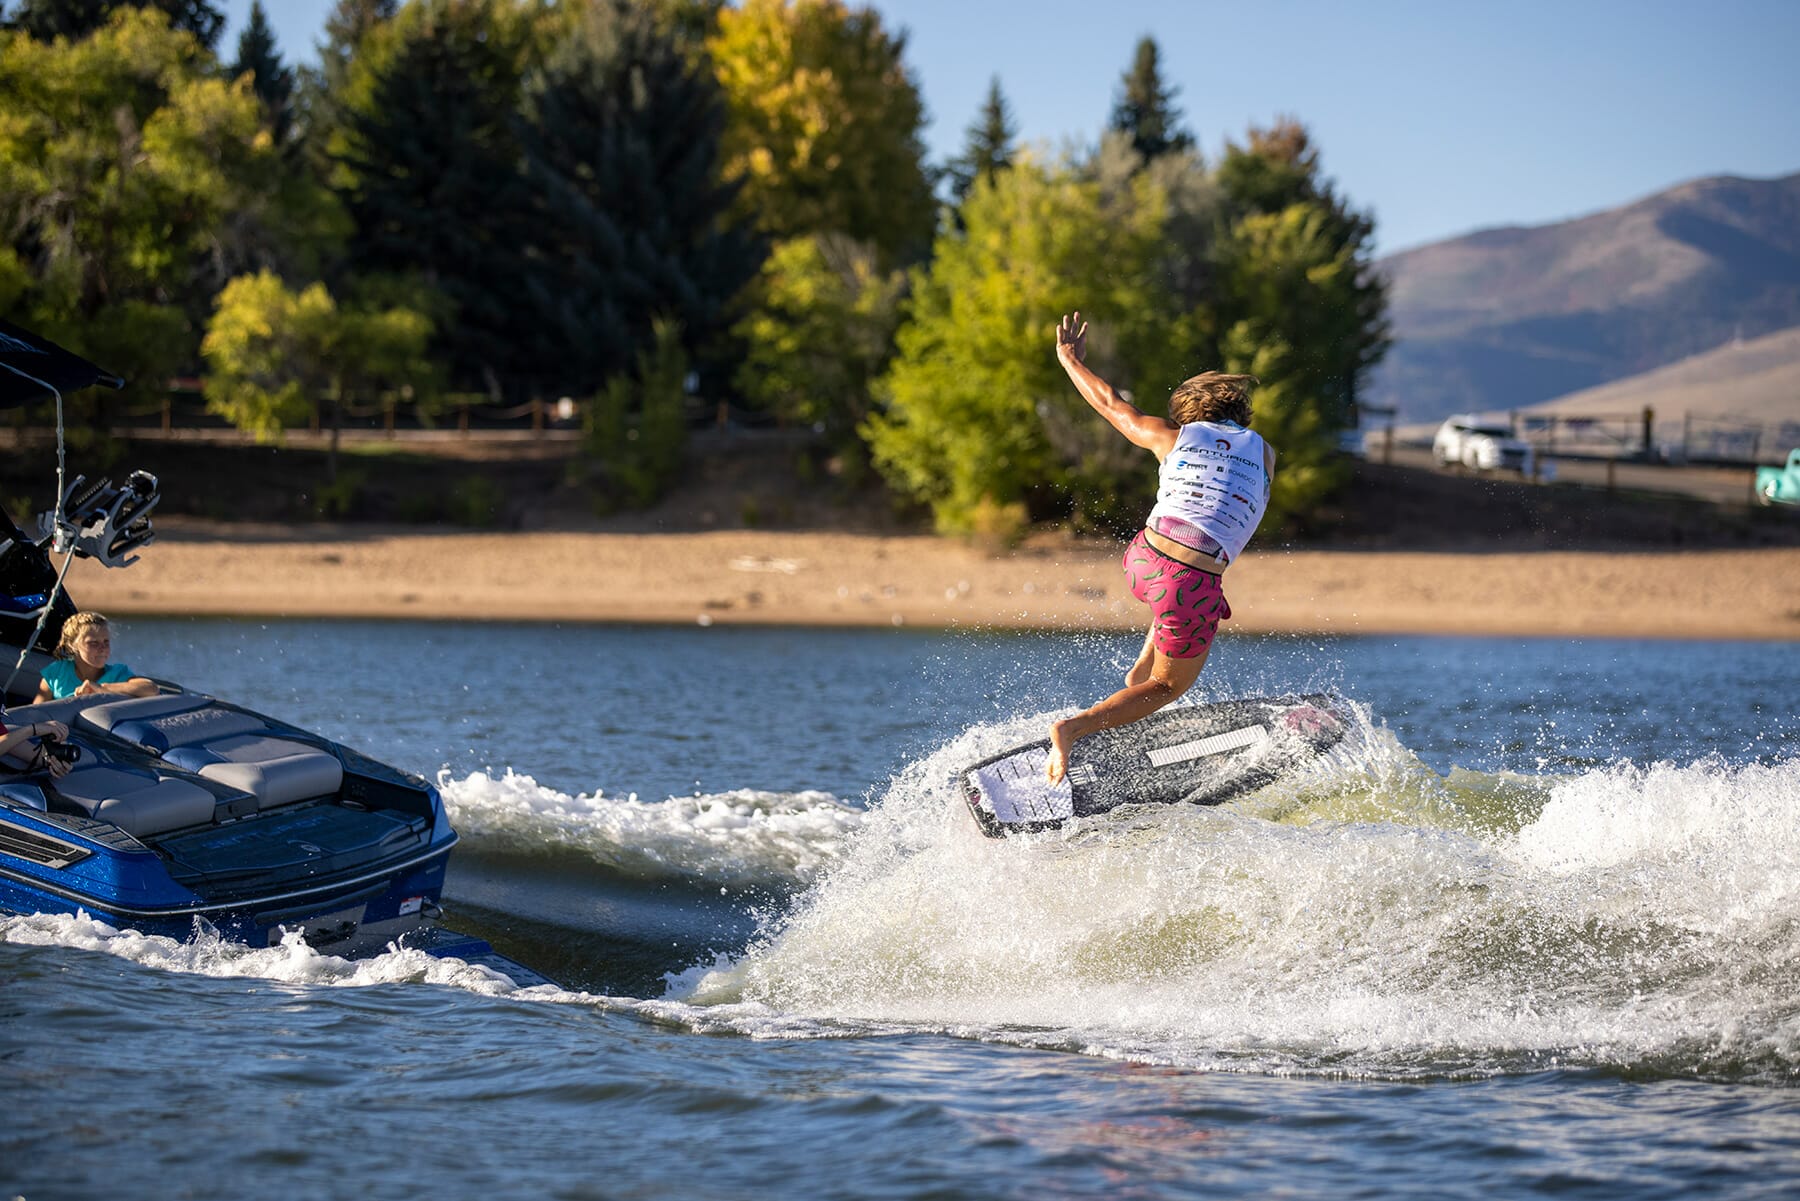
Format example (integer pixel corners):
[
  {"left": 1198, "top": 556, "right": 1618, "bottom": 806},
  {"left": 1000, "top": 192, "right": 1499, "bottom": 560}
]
[
  {"left": 1124, "top": 625, "right": 1157, "bottom": 687},
  {"left": 1047, "top": 643, "right": 1211, "bottom": 783}
]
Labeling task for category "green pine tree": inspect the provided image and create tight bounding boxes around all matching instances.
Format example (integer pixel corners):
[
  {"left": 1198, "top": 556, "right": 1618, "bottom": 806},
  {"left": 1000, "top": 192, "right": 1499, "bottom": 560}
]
[
  {"left": 295, "top": 0, "right": 398, "bottom": 171},
  {"left": 230, "top": 1, "right": 294, "bottom": 144},
  {"left": 331, "top": 0, "right": 532, "bottom": 398},
  {"left": 946, "top": 76, "right": 1017, "bottom": 205},
  {"left": 1212, "top": 119, "right": 1388, "bottom": 435},
  {"left": 513, "top": 0, "right": 762, "bottom": 400},
  {"left": 316, "top": 0, "right": 398, "bottom": 94},
  {"left": 1108, "top": 36, "right": 1193, "bottom": 165}
]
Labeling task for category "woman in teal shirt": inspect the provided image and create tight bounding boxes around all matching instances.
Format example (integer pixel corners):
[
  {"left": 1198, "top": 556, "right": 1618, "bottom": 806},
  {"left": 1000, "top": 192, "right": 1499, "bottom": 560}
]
[{"left": 34, "top": 611, "right": 158, "bottom": 702}]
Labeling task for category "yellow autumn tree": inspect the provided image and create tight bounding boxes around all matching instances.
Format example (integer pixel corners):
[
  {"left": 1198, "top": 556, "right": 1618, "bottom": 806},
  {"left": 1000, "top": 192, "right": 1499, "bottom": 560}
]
[
  {"left": 202, "top": 270, "right": 435, "bottom": 478},
  {"left": 708, "top": 0, "right": 934, "bottom": 266}
]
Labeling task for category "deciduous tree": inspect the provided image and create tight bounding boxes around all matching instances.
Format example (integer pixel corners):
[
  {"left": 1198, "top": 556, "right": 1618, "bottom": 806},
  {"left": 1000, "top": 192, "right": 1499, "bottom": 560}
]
[
  {"left": 709, "top": 0, "right": 933, "bottom": 266},
  {"left": 1213, "top": 120, "right": 1388, "bottom": 449},
  {"left": 580, "top": 318, "right": 690, "bottom": 509},
  {"left": 733, "top": 232, "right": 904, "bottom": 451},
  {"left": 2, "top": 0, "right": 224, "bottom": 48},
  {"left": 202, "top": 269, "right": 434, "bottom": 479},
  {"left": 296, "top": 0, "right": 397, "bottom": 161},
  {"left": 0, "top": 7, "right": 279, "bottom": 419},
  {"left": 866, "top": 157, "right": 1187, "bottom": 535}
]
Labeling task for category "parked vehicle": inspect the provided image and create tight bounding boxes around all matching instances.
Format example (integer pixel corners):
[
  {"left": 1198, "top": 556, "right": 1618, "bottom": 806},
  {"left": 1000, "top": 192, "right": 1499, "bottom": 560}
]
[
  {"left": 1433, "top": 415, "right": 1535, "bottom": 476},
  {"left": 1754, "top": 448, "right": 1800, "bottom": 506}
]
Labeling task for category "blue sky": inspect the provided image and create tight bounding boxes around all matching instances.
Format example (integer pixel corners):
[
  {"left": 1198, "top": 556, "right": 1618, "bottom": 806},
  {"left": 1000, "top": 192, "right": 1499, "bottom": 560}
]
[{"left": 221, "top": 0, "right": 1799, "bottom": 255}]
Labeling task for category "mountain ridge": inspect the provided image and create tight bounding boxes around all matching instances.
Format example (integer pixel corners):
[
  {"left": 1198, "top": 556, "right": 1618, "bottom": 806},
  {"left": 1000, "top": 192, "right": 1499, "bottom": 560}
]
[{"left": 1366, "top": 170, "right": 1800, "bottom": 423}]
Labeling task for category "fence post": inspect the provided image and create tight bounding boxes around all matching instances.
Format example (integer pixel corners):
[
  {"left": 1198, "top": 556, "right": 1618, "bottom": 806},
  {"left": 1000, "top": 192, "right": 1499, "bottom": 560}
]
[{"left": 1642, "top": 406, "right": 1655, "bottom": 460}]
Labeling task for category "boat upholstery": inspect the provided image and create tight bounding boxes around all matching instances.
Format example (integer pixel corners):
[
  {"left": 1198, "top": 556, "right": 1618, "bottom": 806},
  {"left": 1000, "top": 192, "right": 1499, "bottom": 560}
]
[
  {"left": 49, "top": 764, "right": 216, "bottom": 839},
  {"left": 8, "top": 693, "right": 121, "bottom": 727},
  {"left": 79, "top": 695, "right": 344, "bottom": 812},
  {"left": 0, "top": 782, "right": 47, "bottom": 812},
  {"left": 162, "top": 735, "right": 344, "bottom": 808}
]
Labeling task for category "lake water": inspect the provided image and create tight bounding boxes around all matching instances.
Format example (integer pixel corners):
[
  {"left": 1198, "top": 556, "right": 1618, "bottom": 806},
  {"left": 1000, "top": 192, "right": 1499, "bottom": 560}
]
[{"left": 4, "top": 619, "right": 1798, "bottom": 1199}]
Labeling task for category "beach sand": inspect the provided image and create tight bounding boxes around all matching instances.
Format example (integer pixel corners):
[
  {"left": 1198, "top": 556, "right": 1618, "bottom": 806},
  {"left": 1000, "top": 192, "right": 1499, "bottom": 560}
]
[{"left": 62, "top": 523, "right": 1800, "bottom": 641}]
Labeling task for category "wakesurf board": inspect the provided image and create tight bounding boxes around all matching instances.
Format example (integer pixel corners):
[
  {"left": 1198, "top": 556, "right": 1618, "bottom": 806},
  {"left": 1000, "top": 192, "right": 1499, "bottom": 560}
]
[{"left": 959, "top": 694, "right": 1348, "bottom": 837}]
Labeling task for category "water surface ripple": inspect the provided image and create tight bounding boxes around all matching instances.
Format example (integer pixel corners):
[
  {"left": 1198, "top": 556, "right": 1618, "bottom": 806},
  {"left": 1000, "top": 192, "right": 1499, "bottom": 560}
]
[{"left": 4, "top": 621, "right": 1797, "bottom": 1198}]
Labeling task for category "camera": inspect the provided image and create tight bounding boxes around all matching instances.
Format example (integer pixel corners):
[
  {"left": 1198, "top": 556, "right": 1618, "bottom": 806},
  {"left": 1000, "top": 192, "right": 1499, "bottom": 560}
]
[{"left": 37, "top": 736, "right": 81, "bottom": 768}]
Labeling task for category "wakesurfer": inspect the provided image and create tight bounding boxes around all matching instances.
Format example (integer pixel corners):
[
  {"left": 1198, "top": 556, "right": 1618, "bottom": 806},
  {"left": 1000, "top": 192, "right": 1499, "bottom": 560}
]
[{"left": 1044, "top": 312, "right": 1277, "bottom": 784}]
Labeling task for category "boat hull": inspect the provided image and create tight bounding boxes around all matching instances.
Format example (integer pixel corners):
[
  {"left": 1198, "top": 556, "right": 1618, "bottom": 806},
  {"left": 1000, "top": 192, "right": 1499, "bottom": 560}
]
[{"left": 0, "top": 801, "right": 457, "bottom": 946}]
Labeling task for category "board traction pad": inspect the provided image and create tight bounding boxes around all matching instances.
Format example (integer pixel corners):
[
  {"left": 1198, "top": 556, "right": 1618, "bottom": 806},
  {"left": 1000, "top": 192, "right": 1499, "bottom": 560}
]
[{"left": 959, "top": 694, "right": 1346, "bottom": 838}]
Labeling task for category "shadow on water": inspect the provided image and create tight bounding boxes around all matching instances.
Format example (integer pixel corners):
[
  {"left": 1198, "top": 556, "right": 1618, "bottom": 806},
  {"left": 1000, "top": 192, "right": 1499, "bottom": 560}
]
[{"left": 440, "top": 846, "right": 773, "bottom": 994}]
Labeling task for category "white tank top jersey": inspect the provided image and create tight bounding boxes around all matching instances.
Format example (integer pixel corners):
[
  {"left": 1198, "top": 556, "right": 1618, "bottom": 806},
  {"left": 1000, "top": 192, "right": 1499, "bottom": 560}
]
[{"left": 1145, "top": 420, "right": 1271, "bottom": 566}]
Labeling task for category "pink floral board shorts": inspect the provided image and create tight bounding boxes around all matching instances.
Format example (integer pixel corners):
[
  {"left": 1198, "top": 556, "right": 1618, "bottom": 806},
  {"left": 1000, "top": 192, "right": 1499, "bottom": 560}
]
[{"left": 1123, "top": 529, "right": 1231, "bottom": 659}]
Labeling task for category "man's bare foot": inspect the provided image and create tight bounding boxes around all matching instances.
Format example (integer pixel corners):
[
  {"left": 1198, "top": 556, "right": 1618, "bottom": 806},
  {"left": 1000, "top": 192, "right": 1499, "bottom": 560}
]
[{"left": 1046, "top": 718, "right": 1079, "bottom": 784}]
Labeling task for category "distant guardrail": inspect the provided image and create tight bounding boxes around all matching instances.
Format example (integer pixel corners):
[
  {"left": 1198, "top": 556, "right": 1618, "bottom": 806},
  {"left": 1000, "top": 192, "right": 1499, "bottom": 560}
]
[
  {"left": 1357, "top": 407, "right": 1800, "bottom": 467},
  {"left": 1509, "top": 409, "right": 1799, "bottom": 466}
]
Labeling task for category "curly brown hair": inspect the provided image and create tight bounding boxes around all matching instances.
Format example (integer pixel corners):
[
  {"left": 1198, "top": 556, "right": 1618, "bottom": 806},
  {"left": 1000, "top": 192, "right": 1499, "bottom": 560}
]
[{"left": 1168, "top": 372, "right": 1259, "bottom": 426}]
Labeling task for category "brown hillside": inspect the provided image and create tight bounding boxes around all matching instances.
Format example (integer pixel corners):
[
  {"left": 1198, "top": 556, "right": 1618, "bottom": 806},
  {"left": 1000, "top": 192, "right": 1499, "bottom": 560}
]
[
  {"left": 1520, "top": 324, "right": 1800, "bottom": 432},
  {"left": 1368, "top": 171, "right": 1800, "bottom": 424}
]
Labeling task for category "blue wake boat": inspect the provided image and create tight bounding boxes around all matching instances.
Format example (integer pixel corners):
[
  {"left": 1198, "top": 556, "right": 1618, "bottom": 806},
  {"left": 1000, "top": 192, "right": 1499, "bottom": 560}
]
[{"left": 0, "top": 321, "right": 534, "bottom": 975}]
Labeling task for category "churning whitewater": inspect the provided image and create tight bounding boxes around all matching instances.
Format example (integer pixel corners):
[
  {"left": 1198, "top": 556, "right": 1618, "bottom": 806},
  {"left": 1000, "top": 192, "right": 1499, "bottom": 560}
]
[
  {"left": 660, "top": 704, "right": 1800, "bottom": 1083},
  {"left": 12, "top": 699, "right": 1793, "bottom": 1085}
]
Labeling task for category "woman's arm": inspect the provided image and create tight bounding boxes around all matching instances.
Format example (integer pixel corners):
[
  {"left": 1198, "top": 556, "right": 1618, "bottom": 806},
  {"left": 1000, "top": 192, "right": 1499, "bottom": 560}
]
[
  {"left": 72, "top": 666, "right": 158, "bottom": 699},
  {"left": 0, "top": 719, "right": 74, "bottom": 778},
  {"left": 1055, "top": 313, "right": 1179, "bottom": 459},
  {"left": 0, "top": 719, "right": 70, "bottom": 767},
  {"left": 93, "top": 676, "right": 157, "bottom": 698}
]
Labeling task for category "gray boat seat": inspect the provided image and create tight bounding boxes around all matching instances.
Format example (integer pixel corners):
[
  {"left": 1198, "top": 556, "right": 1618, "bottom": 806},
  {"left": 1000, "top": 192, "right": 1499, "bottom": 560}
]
[
  {"left": 76, "top": 693, "right": 207, "bottom": 730},
  {"left": 161, "top": 734, "right": 343, "bottom": 809},
  {"left": 79, "top": 693, "right": 259, "bottom": 747},
  {"left": 78, "top": 694, "right": 343, "bottom": 811},
  {"left": 50, "top": 763, "right": 216, "bottom": 838},
  {"left": 7, "top": 693, "right": 126, "bottom": 729}
]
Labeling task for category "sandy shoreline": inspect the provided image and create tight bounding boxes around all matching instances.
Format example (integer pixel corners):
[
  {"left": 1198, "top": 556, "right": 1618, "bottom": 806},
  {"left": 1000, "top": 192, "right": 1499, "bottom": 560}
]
[{"left": 57, "top": 524, "right": 1800, "bottom": 641}]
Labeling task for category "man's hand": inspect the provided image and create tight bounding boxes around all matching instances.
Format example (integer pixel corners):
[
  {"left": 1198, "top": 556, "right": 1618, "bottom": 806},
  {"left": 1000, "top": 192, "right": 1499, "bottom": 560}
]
[{"left": 1056, "top": 312, "right": 1087, "bottom": 363}]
